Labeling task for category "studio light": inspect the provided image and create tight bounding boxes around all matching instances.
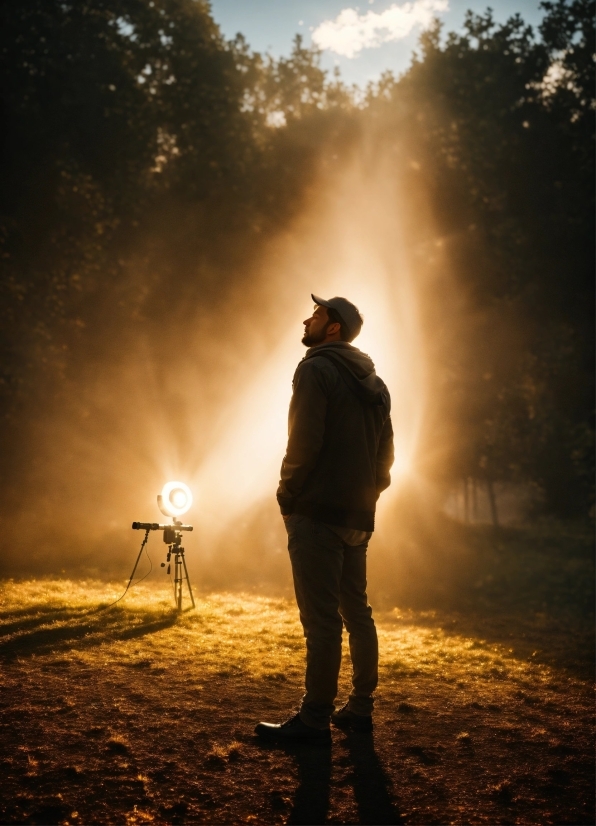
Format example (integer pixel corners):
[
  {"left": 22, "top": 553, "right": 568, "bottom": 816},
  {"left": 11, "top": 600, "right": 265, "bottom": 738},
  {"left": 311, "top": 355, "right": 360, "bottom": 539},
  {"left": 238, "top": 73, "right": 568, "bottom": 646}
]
[
  {"left": 158, "top": 480, "right": 193, "bottom": 518},
  {"left": 128, "top": 481, "right": 196, "bottom": 611}
]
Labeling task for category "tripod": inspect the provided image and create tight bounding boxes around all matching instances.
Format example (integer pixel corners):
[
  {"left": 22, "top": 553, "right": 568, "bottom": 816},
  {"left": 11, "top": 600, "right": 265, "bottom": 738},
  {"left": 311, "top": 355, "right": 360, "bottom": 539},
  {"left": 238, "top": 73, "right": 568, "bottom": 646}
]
[
  {"left": 129, "top": 520, "right": 195, "bottom": 611},
  {"left": 162, "top": 527, "right": 196, "bottom": 611}
]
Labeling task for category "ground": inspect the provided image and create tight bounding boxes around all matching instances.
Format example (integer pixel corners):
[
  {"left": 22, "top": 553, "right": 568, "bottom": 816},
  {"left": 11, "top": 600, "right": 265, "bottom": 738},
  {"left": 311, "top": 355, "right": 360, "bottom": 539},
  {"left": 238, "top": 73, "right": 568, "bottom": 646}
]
[{"left": 0, "top": 523, "right": 593, "bottom": 825}]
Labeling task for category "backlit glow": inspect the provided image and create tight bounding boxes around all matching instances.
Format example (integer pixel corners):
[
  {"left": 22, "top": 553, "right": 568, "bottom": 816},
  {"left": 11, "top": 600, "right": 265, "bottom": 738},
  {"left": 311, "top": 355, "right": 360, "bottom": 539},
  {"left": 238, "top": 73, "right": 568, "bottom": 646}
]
[
  {"left": 3, "top": 153, "right": 427, "bottom": 566},
  {"left": 192, "top": 158, "right": 425, "bottom": 535},
  {"left": 159, "top": 480, "right": 193, "bottom": 517}
]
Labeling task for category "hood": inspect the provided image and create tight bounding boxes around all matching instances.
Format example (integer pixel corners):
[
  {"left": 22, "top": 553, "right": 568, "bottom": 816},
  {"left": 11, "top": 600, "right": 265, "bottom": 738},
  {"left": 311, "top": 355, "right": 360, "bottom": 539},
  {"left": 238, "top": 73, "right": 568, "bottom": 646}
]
[{"left": 304, "top": 341, "right": 390, "bottom": 408}]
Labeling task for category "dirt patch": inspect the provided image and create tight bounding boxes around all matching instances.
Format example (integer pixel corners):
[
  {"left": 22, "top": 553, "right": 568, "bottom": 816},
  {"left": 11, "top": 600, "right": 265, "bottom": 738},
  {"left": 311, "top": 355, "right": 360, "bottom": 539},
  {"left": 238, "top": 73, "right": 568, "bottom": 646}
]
[{"left": 0, "top": 567, "right": 593, "bottom": 825}]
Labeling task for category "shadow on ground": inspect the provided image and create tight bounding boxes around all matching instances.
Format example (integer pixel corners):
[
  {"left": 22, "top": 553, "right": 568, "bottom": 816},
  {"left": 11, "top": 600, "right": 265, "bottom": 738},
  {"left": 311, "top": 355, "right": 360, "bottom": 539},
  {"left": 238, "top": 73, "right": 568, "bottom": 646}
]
[
  {"left": 0, "top": 604, "right": 178, "bottom": 659},
  {"left": 257, "top": 731, "right": 402, "bottom": 825}
]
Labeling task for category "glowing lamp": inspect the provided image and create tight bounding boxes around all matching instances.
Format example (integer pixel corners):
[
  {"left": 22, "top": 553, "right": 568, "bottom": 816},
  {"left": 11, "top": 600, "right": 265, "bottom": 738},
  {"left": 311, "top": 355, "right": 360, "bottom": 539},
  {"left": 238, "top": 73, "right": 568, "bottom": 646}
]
[{"left": 157, "top": 480, "right": 193, "bottom": 518}]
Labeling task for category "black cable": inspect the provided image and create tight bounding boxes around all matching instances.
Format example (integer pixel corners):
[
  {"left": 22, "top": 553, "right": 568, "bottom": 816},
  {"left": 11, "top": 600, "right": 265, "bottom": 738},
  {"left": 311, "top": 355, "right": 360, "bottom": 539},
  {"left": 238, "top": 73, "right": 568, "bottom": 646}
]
[{"left": 93, "top": 529, "right": 153, "bottom": 613}]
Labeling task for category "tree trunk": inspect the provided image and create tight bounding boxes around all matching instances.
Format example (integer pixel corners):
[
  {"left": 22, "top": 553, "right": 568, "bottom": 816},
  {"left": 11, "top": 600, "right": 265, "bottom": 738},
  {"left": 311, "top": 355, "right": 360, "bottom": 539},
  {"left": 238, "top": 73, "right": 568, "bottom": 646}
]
[
  {"left": 472, "top": 478, "right": 478, "bottom": 522},
  {"left": 487, "top": 479, "right": 499, "bottom": 527}
]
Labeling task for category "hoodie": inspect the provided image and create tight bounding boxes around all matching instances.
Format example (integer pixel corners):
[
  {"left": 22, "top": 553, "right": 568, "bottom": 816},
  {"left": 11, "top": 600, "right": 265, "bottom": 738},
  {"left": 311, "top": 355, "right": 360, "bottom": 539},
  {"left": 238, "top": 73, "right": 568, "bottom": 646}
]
[{"left": 276, "top": 341, "right": 394, "bottom": 531}]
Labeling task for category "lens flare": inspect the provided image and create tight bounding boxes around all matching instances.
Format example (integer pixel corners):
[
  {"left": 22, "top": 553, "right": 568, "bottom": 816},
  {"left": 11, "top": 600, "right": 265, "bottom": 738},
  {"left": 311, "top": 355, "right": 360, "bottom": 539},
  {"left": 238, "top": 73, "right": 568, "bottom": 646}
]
[{"left": 159, "top": 480, "right": 193, "bottom": 517}]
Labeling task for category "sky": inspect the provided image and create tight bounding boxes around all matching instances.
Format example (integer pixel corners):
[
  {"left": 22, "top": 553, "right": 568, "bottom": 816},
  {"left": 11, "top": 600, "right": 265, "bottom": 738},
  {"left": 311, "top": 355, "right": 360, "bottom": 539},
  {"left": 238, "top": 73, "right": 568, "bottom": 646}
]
[{"left": 209, "top": 0, "right": 546, "bottom": 86}]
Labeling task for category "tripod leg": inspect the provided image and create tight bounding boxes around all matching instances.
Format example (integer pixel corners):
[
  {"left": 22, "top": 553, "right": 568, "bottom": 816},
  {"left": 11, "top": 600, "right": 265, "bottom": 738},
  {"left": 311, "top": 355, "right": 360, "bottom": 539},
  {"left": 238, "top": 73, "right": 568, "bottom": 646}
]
[
  {"left": 126, "top": 529, "right": 150, "bottom": 593},
  {"left": 182, "top": 553, "right": 196, "bottom": 609},
  {"left": 175, "top": 554, "right": 183, "bottom": 611}
]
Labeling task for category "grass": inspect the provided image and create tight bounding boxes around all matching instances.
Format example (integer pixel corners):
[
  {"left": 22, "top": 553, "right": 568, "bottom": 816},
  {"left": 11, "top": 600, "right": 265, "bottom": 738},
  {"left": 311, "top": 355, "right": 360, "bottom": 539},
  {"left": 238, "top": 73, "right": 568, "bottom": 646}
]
[{"left": 0, "top": 522, "right": 594, "bottom": 824}]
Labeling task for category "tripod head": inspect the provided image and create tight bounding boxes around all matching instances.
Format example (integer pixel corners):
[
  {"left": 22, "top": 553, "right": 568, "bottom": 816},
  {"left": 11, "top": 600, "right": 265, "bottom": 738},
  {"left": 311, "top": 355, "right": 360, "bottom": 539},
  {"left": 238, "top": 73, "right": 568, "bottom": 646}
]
[{"left": 132, "top": 520, "right": 193, "bottom": 545}]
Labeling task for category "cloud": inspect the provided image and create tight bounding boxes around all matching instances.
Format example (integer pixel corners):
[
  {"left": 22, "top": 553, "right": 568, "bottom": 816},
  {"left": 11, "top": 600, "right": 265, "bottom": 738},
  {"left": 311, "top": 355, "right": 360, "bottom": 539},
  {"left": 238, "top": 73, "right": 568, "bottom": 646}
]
[{"left": 311, "top": 0, "right": 448, "bottom": 58}]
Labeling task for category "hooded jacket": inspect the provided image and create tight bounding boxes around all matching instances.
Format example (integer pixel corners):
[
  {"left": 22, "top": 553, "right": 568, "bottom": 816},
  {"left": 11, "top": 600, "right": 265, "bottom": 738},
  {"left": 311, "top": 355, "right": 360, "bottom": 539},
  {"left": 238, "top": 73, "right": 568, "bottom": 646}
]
[{"left": 276, "top": 341, "right": 394, "bottom": 531}]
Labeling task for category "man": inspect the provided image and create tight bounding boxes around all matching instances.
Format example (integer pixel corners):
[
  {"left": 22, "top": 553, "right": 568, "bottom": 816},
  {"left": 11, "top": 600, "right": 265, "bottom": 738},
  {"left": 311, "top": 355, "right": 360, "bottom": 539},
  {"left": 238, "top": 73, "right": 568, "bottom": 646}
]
[{"left": 255, "top": 294, "right": 394, "bottom": 742}]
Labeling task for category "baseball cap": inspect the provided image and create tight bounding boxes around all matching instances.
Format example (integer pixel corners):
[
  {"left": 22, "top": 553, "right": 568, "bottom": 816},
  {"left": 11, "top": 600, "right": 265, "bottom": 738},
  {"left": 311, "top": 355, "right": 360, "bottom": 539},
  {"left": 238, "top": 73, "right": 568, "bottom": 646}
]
[{"left": 311, "top": 293, "right": 363, "bottom": 341}]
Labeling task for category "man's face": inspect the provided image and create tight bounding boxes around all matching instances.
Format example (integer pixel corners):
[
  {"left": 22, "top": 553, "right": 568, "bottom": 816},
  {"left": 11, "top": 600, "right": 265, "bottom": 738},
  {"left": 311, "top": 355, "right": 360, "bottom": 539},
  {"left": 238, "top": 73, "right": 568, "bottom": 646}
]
[{"left": 302, "top": 305, "right": 330, "bottom": 347}]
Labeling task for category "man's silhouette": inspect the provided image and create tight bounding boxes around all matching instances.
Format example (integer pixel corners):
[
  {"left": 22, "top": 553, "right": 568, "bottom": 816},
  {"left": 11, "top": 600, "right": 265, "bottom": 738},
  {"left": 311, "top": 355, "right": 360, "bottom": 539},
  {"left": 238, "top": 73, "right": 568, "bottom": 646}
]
[{"left": 255, "top": 294, "right": 394, "bottom": 741}]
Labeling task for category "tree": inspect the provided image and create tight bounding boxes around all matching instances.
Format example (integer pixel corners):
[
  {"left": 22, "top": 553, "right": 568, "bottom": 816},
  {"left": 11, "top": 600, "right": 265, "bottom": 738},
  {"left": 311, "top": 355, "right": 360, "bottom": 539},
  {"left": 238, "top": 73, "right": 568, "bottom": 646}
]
[{"left": 365, "top": 1, "right": 594, "bottom": 515}]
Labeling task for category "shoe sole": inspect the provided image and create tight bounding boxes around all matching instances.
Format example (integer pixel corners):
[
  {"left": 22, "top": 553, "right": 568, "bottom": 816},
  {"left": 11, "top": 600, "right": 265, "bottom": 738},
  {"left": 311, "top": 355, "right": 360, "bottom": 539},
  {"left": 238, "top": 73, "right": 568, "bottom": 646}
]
[
  {"left": 254, "top": 725, "right": 331, "bottom": 742},
  {"left": 331, "top": 717, "right": 373, "bottom": 732}
]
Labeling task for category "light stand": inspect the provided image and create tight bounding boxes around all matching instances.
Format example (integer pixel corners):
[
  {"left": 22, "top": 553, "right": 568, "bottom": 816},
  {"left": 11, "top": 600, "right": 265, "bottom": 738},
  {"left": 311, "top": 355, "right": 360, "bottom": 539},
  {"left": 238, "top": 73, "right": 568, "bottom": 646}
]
[
  {"left": 131, "top": 520, "right": 195, "bottom": 611},
  {"left": 161, "top": 521, "right": 195, "bottom": 611}
]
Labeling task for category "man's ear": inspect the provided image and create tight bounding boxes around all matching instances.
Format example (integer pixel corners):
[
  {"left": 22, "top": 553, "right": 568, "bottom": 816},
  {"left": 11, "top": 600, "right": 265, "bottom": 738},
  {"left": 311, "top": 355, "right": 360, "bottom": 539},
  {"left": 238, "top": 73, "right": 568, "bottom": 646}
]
[{"left": 327, "top": 322, "right": 341, "bottom": 337}]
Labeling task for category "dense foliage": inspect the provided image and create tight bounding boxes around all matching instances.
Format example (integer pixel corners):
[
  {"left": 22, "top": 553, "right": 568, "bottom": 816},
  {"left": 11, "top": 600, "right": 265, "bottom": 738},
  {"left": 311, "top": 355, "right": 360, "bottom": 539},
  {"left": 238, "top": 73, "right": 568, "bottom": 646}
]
[
  {"left": 370, "top": 1, "right": 594, "bottom": 515},
  {"left": 1, "top": 0, "right": 593, "bottom": 517}
]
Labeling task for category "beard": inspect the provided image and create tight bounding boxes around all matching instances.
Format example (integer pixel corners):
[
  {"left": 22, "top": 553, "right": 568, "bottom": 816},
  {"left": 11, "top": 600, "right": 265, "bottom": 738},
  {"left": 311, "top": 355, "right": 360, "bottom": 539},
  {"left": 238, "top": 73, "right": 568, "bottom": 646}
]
[{"left": 302, "top": 326, "right": 328, "bottom": 347}]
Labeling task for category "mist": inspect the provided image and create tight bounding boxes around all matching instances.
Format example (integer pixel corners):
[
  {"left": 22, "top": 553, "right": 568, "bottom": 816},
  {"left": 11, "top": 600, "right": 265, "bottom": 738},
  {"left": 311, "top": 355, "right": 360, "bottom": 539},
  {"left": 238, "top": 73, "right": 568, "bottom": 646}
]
[{"left": 1, "top": 143, "right": 433, "bottom": 599}]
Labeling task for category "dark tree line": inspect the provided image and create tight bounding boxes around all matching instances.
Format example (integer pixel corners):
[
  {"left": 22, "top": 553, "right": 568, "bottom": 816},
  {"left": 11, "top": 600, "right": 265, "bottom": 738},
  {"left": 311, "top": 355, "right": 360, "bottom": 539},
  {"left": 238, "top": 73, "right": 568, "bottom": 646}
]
[
  {"left": 1, "top": 0, "right": 593, "bottom": 518},
  {"left": 366, "top": 1, "right": 594, "bottom": 516}
]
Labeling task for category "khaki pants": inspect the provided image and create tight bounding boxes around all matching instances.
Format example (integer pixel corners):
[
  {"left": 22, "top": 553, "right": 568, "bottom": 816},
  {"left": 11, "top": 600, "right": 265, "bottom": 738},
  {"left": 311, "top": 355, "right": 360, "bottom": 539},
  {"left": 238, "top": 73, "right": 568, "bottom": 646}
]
[{"left": 284, "top": 513, "right": 378, "bottom": 729}]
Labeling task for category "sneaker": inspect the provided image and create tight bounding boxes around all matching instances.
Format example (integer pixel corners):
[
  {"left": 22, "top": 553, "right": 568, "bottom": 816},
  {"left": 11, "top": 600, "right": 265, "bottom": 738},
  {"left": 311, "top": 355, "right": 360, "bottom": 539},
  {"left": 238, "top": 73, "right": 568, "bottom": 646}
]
[
  {"left": 255, "top": 712, "right": 331, "bottom": 742},
  {"left": 331, "top": 703, "right": 373, "bottom": 732}
]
